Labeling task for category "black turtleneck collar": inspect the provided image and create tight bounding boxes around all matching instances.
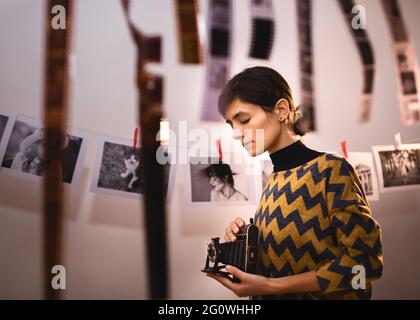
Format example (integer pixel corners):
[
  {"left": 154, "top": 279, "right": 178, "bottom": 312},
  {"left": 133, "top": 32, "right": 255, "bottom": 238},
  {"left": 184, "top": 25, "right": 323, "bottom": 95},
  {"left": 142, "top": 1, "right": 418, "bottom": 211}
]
[{"left": 269, "top": 140, "right": 324, "bottom": 172}]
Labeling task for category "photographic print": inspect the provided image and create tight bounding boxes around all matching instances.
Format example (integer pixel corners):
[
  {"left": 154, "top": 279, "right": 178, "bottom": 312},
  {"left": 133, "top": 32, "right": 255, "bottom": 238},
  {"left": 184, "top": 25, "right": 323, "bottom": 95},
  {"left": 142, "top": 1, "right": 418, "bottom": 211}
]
[
  {"left": 373, "top": 144, "right": 420, "bottom": 193},
  {"left": 91, "top": 136, "right": 175, "bottom": 200},
  {"left": 185, "top": 156, "right": 257, "bottom": 206},
  {"left": 0, "top": 112, "right": 15, "bottom": 168},
  {"left": 347, "top": 152, "right": 379, "bottom": 201},
  {"left": 0, "top": 115, "right": 86, "bottom": 184},
  {"left": 260, "top": 159, "right": 273, "bottom": 191},
  {"left": 0, "top": 113, "right": 9, "bottom": 143}
]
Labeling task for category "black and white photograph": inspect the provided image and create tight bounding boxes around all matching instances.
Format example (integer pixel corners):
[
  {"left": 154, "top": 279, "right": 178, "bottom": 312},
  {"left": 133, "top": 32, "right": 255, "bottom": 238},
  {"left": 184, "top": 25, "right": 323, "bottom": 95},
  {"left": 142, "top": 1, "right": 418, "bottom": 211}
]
[
  {"left": 185, "top": 156, "right": 257, "bottom": 206},
  {"left": 260, "top": 158, "right": 273, "bottom": 192},
  {"left": 90, "top": 136, "right": 175, "bottom": 200},
  {"left": 0, "top": 115, "right": 86, "bottom": 184},
  {"left": 373, "top": 144, "right": 420, "bottom": 193},
  {"left": 0, "top": 112, "right": 14, "bottom": 168},
  {"left": 347, "top": 152, "right": 379, "bottom": 201},
  {"left": 0, "top": 113, "right": 9, "bottom": 143}
]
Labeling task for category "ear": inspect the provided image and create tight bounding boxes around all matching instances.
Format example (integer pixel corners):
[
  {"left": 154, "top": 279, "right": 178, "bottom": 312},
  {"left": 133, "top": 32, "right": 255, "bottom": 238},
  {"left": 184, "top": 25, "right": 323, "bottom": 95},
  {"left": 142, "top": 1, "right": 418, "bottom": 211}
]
[{"left": 274, "top": 99, "right": 290, "bottom": 122}]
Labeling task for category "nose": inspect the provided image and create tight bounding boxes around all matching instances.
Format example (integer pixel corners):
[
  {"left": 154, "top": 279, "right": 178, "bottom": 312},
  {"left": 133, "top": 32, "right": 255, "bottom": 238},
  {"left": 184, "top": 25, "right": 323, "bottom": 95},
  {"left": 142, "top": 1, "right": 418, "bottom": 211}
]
[{"left": 232, "top": 127, "right": 243, "bottom": 141}]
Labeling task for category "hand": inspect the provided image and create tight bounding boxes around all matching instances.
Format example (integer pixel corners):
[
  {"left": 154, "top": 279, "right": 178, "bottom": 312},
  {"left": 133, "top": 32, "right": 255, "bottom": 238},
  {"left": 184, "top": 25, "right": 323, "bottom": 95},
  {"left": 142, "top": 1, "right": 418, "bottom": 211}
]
[
  {"left": 224, "top": 217, "right": 246, "bottom": 242},
  {"left": 206, "top": 265, "right": 273, "bottom": 297}
]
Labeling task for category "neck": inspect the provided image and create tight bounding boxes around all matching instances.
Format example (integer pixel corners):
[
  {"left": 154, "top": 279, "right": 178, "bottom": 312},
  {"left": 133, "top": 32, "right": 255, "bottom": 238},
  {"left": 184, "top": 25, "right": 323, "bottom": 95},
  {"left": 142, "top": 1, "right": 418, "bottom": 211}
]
[
  {"left": 221, "top": 184, "right": 234, "bottom": 198},
  {"left": 269, "top": 140, "right": 324, "bottom": 172},
  {"left": 266, "top": 128, "right": 300, "bottom": 155}
]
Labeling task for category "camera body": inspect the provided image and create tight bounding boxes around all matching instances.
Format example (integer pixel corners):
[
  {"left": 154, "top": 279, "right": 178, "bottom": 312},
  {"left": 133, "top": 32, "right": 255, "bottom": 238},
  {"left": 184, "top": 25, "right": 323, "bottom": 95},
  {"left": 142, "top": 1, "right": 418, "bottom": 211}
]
[{"left": 202, "top": 218, "right": 259, "bottom": 283}]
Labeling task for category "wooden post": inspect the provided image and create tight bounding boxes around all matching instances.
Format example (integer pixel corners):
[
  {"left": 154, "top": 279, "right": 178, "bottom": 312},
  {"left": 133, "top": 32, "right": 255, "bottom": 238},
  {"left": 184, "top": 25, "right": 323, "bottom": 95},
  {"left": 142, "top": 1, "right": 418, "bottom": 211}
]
[{"left": 43, "top": 0, "right": 73, "bottom": 300}]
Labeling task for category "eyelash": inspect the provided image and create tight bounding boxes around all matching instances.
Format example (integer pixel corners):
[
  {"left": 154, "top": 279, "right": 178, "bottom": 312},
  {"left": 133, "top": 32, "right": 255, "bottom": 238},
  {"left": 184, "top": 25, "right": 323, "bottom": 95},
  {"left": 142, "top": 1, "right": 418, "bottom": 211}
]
[{"left": 240, "top": 119, "right": 250, "bottom": 124}]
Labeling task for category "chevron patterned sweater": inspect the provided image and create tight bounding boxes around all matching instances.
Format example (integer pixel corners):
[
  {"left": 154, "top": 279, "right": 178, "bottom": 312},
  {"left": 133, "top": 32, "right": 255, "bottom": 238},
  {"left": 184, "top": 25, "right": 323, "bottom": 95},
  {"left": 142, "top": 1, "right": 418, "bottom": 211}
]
[{"left": 254, "top": 152, "right": 383, "bottom": 299}]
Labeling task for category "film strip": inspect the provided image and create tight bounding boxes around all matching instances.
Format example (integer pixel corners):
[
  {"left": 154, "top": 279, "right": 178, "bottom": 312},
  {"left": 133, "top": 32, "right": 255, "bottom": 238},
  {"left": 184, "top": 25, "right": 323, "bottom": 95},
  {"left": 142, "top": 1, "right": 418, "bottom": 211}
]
[
  {"left": 249, "top": 0, "right": 275, "bottom": 60},
  {"left": 381, "top": 0, "right": 420, "bottom": 124},
  {"left": 175, "top": 0, "right": 202, "bottom": 64},
  {"left": 297, "top": 0, "right": 316, "bottom": 132},
  {"left": 337, "top": 0, "right": 375, "bottom": 123},
  {"left": 43, "top": 0, "right": 74, "bottom": 299},
  {"left": 201, "top": 0, "right": 233, "bottom": 121},
  {"left": 121, "top": 0, "right": 168, "bottom": 299}
]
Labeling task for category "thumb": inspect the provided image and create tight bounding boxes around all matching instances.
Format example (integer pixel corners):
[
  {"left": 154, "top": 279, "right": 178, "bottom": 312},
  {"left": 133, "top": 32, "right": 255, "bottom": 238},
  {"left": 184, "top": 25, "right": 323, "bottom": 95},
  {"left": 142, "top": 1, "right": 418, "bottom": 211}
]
[{"left": 225, "top": 265, "right": 245, "bottom": 280}]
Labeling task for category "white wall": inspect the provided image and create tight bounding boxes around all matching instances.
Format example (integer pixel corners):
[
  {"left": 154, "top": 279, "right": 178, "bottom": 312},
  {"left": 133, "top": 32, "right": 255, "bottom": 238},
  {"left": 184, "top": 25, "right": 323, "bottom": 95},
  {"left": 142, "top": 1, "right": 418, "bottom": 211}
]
[{"left": 0, "top": 0, "right": 420, "bottom": 299}]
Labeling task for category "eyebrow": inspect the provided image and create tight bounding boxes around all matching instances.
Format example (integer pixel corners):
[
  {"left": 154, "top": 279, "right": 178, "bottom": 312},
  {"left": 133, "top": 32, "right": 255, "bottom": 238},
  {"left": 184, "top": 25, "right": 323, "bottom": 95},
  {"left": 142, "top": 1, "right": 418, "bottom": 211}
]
[{"left": 225, "top": 111, "right": 249, "bottom": 126}]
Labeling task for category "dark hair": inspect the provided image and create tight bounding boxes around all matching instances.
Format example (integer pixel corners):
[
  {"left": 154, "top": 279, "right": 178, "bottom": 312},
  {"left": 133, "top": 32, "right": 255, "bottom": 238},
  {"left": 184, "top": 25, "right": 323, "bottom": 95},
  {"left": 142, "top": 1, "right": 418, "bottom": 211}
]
[
  {"left": 218, "top": 66, "right": 306, "bottom": 136},
  {"left": 202, "top": 162, "right": 235, "bottom": 188}
]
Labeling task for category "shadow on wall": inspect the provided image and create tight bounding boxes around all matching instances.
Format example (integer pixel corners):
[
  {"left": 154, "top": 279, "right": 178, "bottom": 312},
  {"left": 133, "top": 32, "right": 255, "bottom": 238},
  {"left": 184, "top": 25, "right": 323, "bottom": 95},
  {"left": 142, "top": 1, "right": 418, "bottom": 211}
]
[
  {"left": 0, "top": 166, "right": 90, "bottom": 221},
  {"left": 89, "top": 193, "right": 144, "bottom": 230}
]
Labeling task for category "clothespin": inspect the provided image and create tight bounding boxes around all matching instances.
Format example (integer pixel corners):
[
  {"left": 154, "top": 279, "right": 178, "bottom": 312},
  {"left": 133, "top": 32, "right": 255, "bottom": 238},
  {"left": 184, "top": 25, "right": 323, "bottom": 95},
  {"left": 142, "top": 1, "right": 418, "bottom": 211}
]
[
  {"left": 394, "top": 133, "right": 401, "bottom": 150},
  {"left": 216, "top": 138, "right": 223, "bottom": 162},
  {"left": 133, "top": 127, "right": 139, "bottom": 150},
  {"left": 340, "top": 140, "right": 348, "bottom": 159},
  {"left": 159, "top": 118, "right": 170, "bottom": 146}
]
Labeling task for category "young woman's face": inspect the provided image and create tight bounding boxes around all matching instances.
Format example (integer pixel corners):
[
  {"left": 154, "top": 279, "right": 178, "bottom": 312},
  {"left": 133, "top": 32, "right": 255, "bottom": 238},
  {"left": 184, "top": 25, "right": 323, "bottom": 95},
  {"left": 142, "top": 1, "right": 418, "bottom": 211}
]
[
  {"left": 224, "top": 98, "right": 282, "bottom": 156},
  {"left": 209, "top": 175, "right": 226, "bottom": 191}
]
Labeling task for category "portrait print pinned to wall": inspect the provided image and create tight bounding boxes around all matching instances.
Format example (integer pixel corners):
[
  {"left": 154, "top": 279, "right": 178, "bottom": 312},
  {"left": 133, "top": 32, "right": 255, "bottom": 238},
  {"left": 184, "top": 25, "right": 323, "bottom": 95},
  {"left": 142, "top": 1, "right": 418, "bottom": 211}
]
[
  {"left": 0, "top": 113, "right": 15, "bottom": 167},
  {"left": 260, "top": 158, "right": 273, "bottom": 191},
  {"left": 186, "top": 157, "right": 257, "bottom": 206},
  {"left": 373, "top": 144, "right": 420, "bottom": 193},
  {"left": 91, "top": 136, "right": 175, "bottom": 200},
  {"left": 347, "top": 152, "right": 379, "bottom": 201},
  {"left": 0, "top": 115, "right": 86, "bottom": 184},
  {"left": 0, "top": 113, "right": 10, "bottom": 144}
]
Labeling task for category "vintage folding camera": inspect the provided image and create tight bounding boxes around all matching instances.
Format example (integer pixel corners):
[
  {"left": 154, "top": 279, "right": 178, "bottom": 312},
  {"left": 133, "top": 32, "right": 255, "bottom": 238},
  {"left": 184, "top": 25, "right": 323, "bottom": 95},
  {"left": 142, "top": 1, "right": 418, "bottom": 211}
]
[{"left": 202, "top": 218, "right": 259, "bottom": 283}]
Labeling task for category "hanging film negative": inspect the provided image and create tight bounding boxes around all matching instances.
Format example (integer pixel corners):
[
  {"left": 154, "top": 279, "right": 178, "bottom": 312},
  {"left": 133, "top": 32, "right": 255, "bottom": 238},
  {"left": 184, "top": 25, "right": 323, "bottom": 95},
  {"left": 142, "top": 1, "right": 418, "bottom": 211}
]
[
  {"left": 381, "top": 0, "right": 420, "bottom": 124},
  {"left": 297, "top": 0, "right": 316, "bottom": 132},
  {"left": 337, "top": 0, "right": 376, "bottom": 123},
  {"left": 43, "top": 0, "right": 74, "bottom": 299},
  {"left": 249, "top": 0, "right": 275, "bottom": 60},
  {"left": 121, "top": 0, "right": 168, "bottom": 299},
  {"left": 201, "top": 0, "right": 232, "bottom": 122},
  {"left": 175, "top": 0, "right": 202, "bottom": 64}
]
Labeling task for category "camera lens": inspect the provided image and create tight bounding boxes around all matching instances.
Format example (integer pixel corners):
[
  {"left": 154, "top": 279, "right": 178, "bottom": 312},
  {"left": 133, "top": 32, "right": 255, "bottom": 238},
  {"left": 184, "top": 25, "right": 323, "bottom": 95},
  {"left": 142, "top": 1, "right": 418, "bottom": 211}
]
[{"left": 207, "top": 243, "right": 216, "bottom": 262}]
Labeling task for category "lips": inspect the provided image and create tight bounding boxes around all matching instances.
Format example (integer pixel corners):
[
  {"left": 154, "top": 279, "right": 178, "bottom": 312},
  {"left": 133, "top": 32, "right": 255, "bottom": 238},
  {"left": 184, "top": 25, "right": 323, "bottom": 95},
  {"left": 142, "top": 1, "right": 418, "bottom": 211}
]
[{"left": 243, "top": 141, "right": 253, "bottom": 149}]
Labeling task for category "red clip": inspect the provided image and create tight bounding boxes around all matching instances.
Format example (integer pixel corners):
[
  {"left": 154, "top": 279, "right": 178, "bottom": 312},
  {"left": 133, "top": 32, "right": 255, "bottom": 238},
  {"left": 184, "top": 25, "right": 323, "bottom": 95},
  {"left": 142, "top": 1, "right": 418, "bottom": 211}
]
[
  {"left": 216, "top": 138, "right": 223, "bottom": 162},
  {"left": 340, "top": 140, "right": 348, "bottom": 159},
  {"left": 133, "top": 127, "right": 139, "bottom": 150}
]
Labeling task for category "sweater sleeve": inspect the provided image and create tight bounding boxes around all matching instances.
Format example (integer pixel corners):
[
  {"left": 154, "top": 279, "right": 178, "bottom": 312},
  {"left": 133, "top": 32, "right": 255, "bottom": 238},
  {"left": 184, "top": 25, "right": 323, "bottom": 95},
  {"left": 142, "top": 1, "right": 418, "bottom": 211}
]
[{"left": 315, "top": 158, "right": 383, "bottom": 294}]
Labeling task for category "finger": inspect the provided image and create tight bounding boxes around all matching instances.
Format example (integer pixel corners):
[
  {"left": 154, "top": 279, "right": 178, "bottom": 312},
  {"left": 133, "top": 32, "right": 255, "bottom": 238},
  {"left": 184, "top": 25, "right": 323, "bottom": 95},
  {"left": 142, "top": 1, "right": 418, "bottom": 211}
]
[
  {"left": 226, "top": 265, "right": 246, "bottom": 281},
  {"left": 207, "top": 273, "right": 238, "bottom": 291},
  {"left": 235, "top": 217, "right": 245, "bottom": 227},
  {"left": 225, "top": 227, "right": 237, "bottom": 241},
  {"left": 229, "top": 221, "right": 240, "bottom": 234}
]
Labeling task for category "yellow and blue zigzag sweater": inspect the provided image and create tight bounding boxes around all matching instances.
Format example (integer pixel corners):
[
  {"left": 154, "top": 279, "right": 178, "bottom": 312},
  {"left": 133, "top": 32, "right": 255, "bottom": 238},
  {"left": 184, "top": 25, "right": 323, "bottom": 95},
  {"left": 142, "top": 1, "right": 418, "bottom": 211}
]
[{"left": 254, "top": 153, "right": 383, "bottom": 299}]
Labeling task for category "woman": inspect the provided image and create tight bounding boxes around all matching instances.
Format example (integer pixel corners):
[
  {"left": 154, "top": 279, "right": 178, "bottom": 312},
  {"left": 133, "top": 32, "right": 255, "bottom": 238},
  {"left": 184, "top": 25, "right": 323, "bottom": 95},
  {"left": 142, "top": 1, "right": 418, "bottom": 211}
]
[
  {"left": 203, "top": 163, "right": 248, "bottom": 202},
  {"left": 206, "top": 66, "right": 383, "bottom": 300}
]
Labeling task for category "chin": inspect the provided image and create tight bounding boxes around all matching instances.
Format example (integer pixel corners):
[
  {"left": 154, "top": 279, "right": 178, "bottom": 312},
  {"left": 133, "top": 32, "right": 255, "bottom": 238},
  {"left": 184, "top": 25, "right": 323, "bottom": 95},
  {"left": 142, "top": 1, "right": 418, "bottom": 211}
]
[{"left": 247, "top": 147, "right": 264, "bottom": 157}]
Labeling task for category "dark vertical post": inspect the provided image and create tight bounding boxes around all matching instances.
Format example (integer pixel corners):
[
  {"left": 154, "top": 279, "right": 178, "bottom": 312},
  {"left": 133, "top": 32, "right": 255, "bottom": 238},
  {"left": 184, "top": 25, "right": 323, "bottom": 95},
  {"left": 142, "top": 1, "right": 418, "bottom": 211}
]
[{"left": 43, "top": 0, "right": 73, "bottom": 300}]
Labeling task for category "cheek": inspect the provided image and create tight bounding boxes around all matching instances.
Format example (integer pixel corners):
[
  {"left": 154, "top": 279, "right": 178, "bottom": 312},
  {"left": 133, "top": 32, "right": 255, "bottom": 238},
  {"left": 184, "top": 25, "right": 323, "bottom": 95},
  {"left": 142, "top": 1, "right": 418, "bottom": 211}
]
[{"left": 249, "top": 115, "right": 276, "bottom": 140}]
